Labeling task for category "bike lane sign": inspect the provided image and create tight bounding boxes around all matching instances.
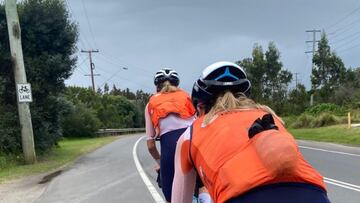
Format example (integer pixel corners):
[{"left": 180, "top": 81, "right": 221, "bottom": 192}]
[{"left": 17, "top": 83, "right": 33, "bottom": 103}]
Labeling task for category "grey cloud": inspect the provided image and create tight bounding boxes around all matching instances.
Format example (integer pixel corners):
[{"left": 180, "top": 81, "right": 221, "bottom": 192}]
[{"left": 65, "top": 0, "right": 360, "bottom": 93}]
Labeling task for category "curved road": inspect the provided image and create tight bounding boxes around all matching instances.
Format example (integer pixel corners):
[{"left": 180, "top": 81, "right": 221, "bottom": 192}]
[{"left": 36, "top": 134, "right": 360, "bottom": 203}]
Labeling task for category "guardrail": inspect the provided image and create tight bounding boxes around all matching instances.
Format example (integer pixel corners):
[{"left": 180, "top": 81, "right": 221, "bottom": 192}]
[{"left": 96, "top": 128, "right": 145, "bottom": 136}]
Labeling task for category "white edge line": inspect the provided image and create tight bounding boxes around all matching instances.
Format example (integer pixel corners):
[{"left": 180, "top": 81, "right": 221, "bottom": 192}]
[
  {"left": 299, "top": 146, "right": 360, "bottom": 157},
  {"left": 325, "top": 179, "right": 360, "bottom": 192},
  {"left": 133, "top": 136, "right": 165, "bottom": 203},
  {"left": 324, "top": 177, "right": 360, "bottom": 189}
]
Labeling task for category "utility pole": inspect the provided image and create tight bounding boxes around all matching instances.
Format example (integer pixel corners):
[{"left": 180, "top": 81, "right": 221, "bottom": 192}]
[
  {"left": 81, "top": 49, "right": 99, "bottom": 92},
  {"left": 305, "top": 29, "right": 321, "bottom": 70},
  {"left": 5, "top": 0, "right": 36, "bottom": 164},
  {"left": 294, "top": 72, "right": 299, "bottom": 88},
  {"left": 305, "top": 29, "right": 321, "bottom": 106}
]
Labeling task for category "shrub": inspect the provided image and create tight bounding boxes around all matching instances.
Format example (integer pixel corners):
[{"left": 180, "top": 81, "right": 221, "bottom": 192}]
[
  {"left": 311, "top": 113, "right": 341, "bottom": 128},
  {"left": 0, "top": 153, "right": 23, "bottom": 170},
  {"left": 282, "top": 116, "right": 297, "bottom": 128},
  {"left": 291, "top": 114, "right": 315, "bottom": 129},
  {"left": 351, "top": 110, "right": 360, "bottom": 123},
  {"left": 0, "top": 108, "right": 21, "bottom": 153},
  {"left": 0, "top": 155, "right": 6, "bottom": 169},
  {"left": 61, "top": 103, "right": 100, "bottom": 137},
  {"left": 305, "top": 103, "right": 346, "bottom": 116},
  {"left": 291, "top": 112, "right": 343, "bottom": 129}
]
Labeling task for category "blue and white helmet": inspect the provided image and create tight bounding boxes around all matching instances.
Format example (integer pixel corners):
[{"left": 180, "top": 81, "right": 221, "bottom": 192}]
[
  {"left": 154, "top": 68, "right": 180, "bottom": 87},
  {"left": 191, "top": 61, "right": 251, "bottom": 108}
]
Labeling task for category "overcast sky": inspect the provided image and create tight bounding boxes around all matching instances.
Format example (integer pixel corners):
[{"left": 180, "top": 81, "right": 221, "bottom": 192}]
[{"left": 64, "top": 0, "right": 360, "bottom": 93}]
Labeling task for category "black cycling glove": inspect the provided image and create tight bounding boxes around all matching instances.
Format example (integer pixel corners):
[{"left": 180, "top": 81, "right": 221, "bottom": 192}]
[{"left": 248, "top": 114, "right": 278, "bottom": 139}]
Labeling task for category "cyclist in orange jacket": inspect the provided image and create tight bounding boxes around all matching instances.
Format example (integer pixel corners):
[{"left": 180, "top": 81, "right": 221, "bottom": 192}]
[
  {"left": 171, "top": 62, "right": 330, "bottom": 203},
  {"left": 145, "top": 68, "right": 196, "bottom": 202}
]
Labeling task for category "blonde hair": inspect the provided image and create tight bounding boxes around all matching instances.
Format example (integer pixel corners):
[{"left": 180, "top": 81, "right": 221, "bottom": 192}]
[
  {"left": 160, "top": 81, "right": 178, "bottom": 93},
  {"left": 203, "top": 91, "right": 283, "bottom": 125}
]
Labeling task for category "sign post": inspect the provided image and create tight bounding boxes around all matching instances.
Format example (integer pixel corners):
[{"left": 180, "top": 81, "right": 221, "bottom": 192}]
[{"left": 6, "top": 0, "right": 36, "bottom": 164}]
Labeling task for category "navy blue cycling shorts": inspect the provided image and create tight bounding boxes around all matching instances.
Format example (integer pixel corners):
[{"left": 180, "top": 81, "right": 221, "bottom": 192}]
[
  {"left": 226, "top": 182, "right": 331, "bottom": 203},
  {"left": 159, "top": 127, "right": 187, "bottom": 202}
]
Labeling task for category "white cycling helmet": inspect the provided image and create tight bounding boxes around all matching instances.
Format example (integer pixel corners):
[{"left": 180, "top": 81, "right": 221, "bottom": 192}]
[
  {"left": 191, "top": 61, "right": 251, "bottom": 109},
  {"left": 154, "top": 68, "right": 180, "bottom": 87}
]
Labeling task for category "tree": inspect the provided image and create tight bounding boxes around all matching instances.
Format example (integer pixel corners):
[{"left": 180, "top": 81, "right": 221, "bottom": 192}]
[
  {"left": 286, "top": 84, "right": 309, "bottom": 115},
  {"left": 264, "top": 42, "right": 292, "bottom": 114},
  {"left": 312, "top": 33, "right": 346, "bottom": 103},
  {"left": 331, "top": 67, "right": 360, "bottom": 106},
  {"left": 103, "top": 83, "right": 109, "bottom": 94},
  {"left": 61, "top": 102, "right": 100, "bottom": 138},
  {"left": 110, "top": 84, "right": 122, "bottom": 96},
  {"left": 0, "top": 0, "right": 78, "bottom": 153},
  {"left": 238, "top": 42, "right": 292, "bottom": 114},
  {"left": 238, "top": 44, "right": 266, "bottom": 102},
  {"left": 64, "top": 86, "right": 145, "bottom": 129}
]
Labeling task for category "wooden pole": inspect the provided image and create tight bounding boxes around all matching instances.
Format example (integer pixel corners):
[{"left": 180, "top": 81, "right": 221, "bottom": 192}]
[
  {"left": 5, "top": 0, "right": 36, "bottom": 164},
  {"left": 348, "top": 112, "right": 351, "bottom": 129}
]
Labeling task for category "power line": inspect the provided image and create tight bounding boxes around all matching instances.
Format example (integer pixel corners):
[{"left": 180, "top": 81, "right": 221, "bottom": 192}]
[
  {"left": 100, "top": 67, "right": 128, "bottom": 87},
  {"left": 76, "top": 56, "right": 89, "bottom": 75},
  {"left": 328, "top": 16, "right": 360, "bottom": 38},
  {"left": 331, "top": 30, "right": 360, "bottom": 45},
  {"left": 325, "top": 4, "right": 360, "bottom": 31},
  {"left": 64, "top": 0, "right": 93, "bottom": 49},
  {"left": 98, "top": 51, "right": 153, "bottom": 75},
  {"left": 77, "top": 55, "right": 88, "bottom": 67},
  {"left": 337, "top": 41, "right": 360, "bottom": 53},
  {"left": 80, "top": 0, "right": 98, "bottom": 49},
  {"left": 332, "top": 30, "right": 360, "bottom": 50},
  {"left": 97, "top": 53, "right": 153, "bottom": 80},
  {"left": 329, "top": 23, "right": 360, "bottom": 41}
]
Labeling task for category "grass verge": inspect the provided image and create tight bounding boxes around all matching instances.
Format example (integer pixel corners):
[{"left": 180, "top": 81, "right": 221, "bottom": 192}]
[
  {"left": 289, "top": 124, "right": 360, "bottom": 146},
  {"left": 0, "top": 136, "right": 118, "bottom": 183}
]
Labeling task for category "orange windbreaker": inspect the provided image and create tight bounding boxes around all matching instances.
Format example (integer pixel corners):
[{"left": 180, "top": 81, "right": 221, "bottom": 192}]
[
  {"left": 190, "top": 110, "right": 326, "bottom": 203},
  {"left": 148, "top": 89, "right": 195, "bottom": 135}
]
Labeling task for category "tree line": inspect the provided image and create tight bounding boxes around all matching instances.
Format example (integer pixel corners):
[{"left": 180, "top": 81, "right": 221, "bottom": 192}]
[
  {"left": 238, "top": 36, "right": 360, "bottom": 116},
  {"left": 62, "top": 85, "right": 150, "bottom": 138}
]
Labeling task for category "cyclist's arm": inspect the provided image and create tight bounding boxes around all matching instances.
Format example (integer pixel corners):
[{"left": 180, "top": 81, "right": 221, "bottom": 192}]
[
  {"left": 145, "top": 104, "right": 160, "bottom": 162},
  {"left": 172, "top": 129, "right": 196, "bottom": 203},
  {"left": 145, "top": 104, "right": 156, "bottom": 140}
]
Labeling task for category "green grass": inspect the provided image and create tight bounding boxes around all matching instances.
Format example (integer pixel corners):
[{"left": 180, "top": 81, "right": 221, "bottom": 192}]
[
  {"left": 0, "top": 136, "right": 118, "bottom": 183},
  {"left": 289, "top": 124, "right": 360, "bottom": 146}
]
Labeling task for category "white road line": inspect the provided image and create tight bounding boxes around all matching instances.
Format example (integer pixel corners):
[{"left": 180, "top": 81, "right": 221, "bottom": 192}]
[
  {"left": 300, "top": 146, "right": 360, "bottom": 192},
  {"left": 325, "top": 178, "right": 360, "bottom": 192},
  {"left": 324, "top": 177, "right": 360, "bottom": 190},
  {"left": 299, "top": 146, "right": 360, "bottom": 157},
  {"left": 133, "top": 136, "right": 165, "bottom": 203}
]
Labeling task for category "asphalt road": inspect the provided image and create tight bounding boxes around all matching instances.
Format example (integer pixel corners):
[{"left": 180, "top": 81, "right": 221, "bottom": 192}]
[
  {"left": 298, "top": 140, "right": 360, "bottom": 203},
  {"left": 36, "top": 134, "right": 155, "bottom": 203},
  {"left": 35, "top": 134, "right": 360, "bottom": 203}
]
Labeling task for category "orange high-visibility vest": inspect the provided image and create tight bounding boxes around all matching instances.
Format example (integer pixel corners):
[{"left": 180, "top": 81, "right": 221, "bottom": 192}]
[
  {"left": 190, "top": 110, "right": 326, "bottom": 203},
  {"left": 148, "top": 89, "right": 195, "bottom": 135}
]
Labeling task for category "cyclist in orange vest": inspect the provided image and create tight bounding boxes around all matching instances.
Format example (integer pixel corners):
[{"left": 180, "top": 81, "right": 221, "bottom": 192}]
[
  {"left": 171, "top": 62, "right": 331, "bottom": 203},
  {"left": 145, "top": 68, "right": 196, "bottom": 202}
]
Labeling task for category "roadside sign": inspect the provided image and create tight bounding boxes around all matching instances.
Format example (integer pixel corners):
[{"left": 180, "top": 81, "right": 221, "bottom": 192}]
[{"left": 17, "top": 83, "right": 33, "bottom": 103}]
